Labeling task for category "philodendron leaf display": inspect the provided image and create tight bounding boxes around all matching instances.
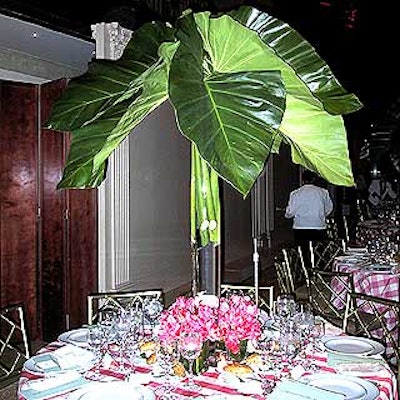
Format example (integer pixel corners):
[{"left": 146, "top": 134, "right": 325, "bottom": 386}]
[
  {"left": 45, "top": 6, "right": 363, "bottom": 195},
  {"left": 169, "top": 11, "right": 286, "bottom": 196}
]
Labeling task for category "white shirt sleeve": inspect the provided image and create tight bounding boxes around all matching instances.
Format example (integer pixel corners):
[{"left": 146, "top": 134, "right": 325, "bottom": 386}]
[{"left": 285, "top": 192, "right": 295, "bottom": 219}]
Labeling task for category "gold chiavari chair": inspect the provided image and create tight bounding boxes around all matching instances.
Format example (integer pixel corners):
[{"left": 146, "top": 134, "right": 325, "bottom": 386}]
[
  {"left": 219, "top": 284, "right": 275, "bottom": 316},
  {"left": 0, "top": 303, "right": 31, "bottom": 389},
  {"left": 344, "top": 292, "right": 400, "bottom": 375},
  {"left": 309, "top": 239, "right": 345, "bottom": 271},
  {"left": 302, "top": 268, "right": 356, "bottom": 330},
  {"left": 279, "top": 245, "right": 309, "bottom": 301},
  {"left": 87, "top": 290, "right": 164, "bottom": 325}
]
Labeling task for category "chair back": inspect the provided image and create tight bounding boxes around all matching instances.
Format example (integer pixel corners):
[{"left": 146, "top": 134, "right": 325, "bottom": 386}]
[
  {"left": 306, "top": 269, "right": 355, "bottom": 330},
  {"left": 0, "top": 303, "right": 30, "bottom": 389},
  {"left": 87, "top": 290, "right": 163, "bottom": 324},
  {"left": 219, "top": 284, "right": 274, "bottom": 315},
  {"left": 278, "top": 245, "right": 309, "bottom": 301},
  {"left": 326, "top": 217, "right": 340, "bottom": 240},
  {"left": 356, "top": 198, "right": 371, "bottom": 222},
  {"left": 274, "top": 254, "right": 293, "bottom": 295},
  {"left": 309, "top": 239, "right": 344, "bottom": 271},
  {"left": 344, "top": 292, "right": 400, "bottom": 370}
]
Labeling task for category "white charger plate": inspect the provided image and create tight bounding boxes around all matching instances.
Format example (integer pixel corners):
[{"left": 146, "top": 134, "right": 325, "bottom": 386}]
[
  {"left": 67, "top": 382, "right": 155, "bottom": 400},
  {"left": 58, "top": 328, "right": 89, "bottom": 347},
  {"left": 322, "top": 336, "right": 385, "bottom": 356},
  {"left": 300, "top": 373, "right": 379, "bottom": 400}
]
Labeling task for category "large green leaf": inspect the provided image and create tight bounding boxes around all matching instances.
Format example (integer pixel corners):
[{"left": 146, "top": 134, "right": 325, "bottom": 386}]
[
  {"left": 230, "top": 6, "right": 362, "bottom": 115},
  {"left": 48, "top": 23, "right": 176, "bottom": 188},
  {"left": 190, "top": 8, "right": 361, "bottom": 188},
  {"left": 46, "top": 22, "right": 175, "bottom": 131},
  {"left": 169, "top": 12, "right": 286, "bottom": 197}
]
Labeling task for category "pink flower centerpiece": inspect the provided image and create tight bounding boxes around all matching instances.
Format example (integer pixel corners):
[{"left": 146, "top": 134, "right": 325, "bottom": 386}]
[{"left": 158, "top": 292, "right": 262, "bottom": 357}]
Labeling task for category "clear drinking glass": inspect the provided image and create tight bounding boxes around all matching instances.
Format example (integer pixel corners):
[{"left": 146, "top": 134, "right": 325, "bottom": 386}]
[
  {"left": 88, "top": 324, "right": 105, "bottom": 375},
  {"left": 275, "top": 294, "right": 296, "bottom": 321},
  {"left": 178, "top": 332, "right": 203, "bottom": 390},
  {"left": 155, "top": 338, "right": 179, "bottom": 395}
]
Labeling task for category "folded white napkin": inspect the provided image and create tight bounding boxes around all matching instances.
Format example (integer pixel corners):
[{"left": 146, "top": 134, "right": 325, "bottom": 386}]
[
  {"left": 217, "top": 372, "right": 263, "bottom": 395},
  {"left": 126, "top": 373, "right": 153, "bottom": 385},
  {"left": 20, "top": 371, "right": 89, "bottom": 400},
  {"left": 35, "top": 344, "right": 94, "bottom": 372}
]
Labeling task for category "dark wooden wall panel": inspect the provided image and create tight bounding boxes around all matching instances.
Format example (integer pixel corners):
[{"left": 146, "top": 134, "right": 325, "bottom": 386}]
[
  {"left": 0, "top": 83, "right": 39, "bottom": 339},
  {"left": 67, "top": 188, "right": 98, "bottom": 328},
  {"left": 1, "top": 79, "right": 98, "bottom": 342},
  {"left": 40, "top": 81, "right": 68, "bottom": 341}
]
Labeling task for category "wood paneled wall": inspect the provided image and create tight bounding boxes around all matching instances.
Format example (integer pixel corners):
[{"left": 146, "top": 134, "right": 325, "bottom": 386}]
[{"left": 0, "top": 80, "right": 98, "bottom": 342}]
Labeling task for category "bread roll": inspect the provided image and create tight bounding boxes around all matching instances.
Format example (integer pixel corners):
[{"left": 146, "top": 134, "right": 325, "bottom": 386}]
[{"left": 223, "top": 363, "right": 253, "bottom": 375}]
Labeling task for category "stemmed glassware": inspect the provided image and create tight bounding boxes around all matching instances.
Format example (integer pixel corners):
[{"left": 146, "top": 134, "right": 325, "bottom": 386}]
[
  {"left": 178, "top": 331, "right": 203, "bottom": 390},
  {"left": 155, "top": 337, "right": 179, "bottom": 396},
  {"left": 275, "top": 294, "right": 296, "bottom": 322},
  {"left": 113, "top": 310, "right": 131, "bottom": 372},
  {"left": 143, "top": 298, "right": 164, "bottom": 336},
  {"left": 88, "top": 324, "right": 105, "bottom": 375}
]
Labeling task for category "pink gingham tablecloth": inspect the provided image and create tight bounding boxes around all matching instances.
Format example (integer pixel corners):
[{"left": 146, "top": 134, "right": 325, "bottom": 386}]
[
  {"left": 18, "top": 333, "right": 398, "bottom": 400},
  {"left": 332, "top": 261, "right": 399, "bottom": 309}
]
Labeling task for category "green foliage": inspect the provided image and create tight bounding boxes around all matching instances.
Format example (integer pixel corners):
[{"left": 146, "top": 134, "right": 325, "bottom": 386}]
[{"left": 45, "top": 5, "right": 363, "bottom": 246}]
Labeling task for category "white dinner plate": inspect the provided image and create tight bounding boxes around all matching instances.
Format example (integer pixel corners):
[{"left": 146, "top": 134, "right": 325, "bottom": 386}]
[
  {"left": 322, "top": 336, "right": 385, "bottom": 356},
  {"left": 67, "top": 382, "right": 156, "bottom": 400},
  {"left": 300, "top": 373, "right": 379, "bottom": 400},
  {"left": 58, "top": 328, "right": 89, "bottom": 347}
]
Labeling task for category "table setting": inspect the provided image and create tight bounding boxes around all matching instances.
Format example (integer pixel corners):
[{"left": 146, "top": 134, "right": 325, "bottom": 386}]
[{"left": 17, "top": 292, "right": 398, "bottom": 400}]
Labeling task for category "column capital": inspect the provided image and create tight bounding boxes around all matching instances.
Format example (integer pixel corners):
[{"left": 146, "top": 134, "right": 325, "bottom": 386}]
[{"left": 91, "top": 22, "right": 133, "bottom": 60}]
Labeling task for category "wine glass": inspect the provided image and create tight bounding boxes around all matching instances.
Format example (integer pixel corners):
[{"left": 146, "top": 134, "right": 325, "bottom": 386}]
[
  {"left": 113, "top": 310, "right": 131, "bottom": 372},
  {"left": 275, "top": 294, "right": 295, "bottom": 321},
  {"left": 88, "top": 324, "right": 105, "bottom": 375},
  {"left": 178, "top": 332, "right": 203, "bottom": 390},
  {"left": 143, "top": 298, "right": 164, "bottom": 336},
  {"left": 155, "top": 337, "right": 179, "bottom": 395}
]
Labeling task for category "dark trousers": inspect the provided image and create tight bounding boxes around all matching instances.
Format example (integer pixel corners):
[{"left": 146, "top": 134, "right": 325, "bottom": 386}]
[{"left": 293, "top": 229, "right": 328, "bottom": 269}]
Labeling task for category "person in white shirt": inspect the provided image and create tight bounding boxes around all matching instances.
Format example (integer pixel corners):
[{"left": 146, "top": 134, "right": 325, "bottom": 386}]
[{"left": 285, "top": 170, "right": 333, "bottom": 245}]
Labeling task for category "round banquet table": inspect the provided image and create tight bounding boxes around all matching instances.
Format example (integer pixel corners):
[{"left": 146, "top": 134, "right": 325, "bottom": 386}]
[
  {"left": 332, "top": 257, "right": 399, "bottom": 363},
  {"left": 17, "top": 322, "right": 398, "bottom": 400},
  {"left": 332, "top": 259, "right": 399, "bottom": 310}
]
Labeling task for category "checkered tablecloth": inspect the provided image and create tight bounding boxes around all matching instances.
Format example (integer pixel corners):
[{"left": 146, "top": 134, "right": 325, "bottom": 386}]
[
  {"left": 332, "top": 260, "right": 399, "bottom": 364},
  {"left": 332, "top": 261, "right": 399, "bottom": 310},
  {"left": 18, "top": 330, "right": 398, "bottom": 400}
]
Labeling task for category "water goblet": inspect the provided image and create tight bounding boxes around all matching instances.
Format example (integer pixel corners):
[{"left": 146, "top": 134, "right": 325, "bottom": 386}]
[
  {"left": 178, "top": 331, "right": 203, "bottom": 390},
  {"left": 113, "top": 310, "right": 131, "bottom": 372},
  {"left": 275, "top": 294, "right": 295, "bottom": 321},
  {"left": 306, "top": 318, "right": 325, "bottom": 371},
  {"left": 88, "top": 324, "right": 105, "bottom": 375},
  {"left": 144, "top": 298, "right": 164, "bottom": 336},
  {"left": 155, "top": 338, "right": 179, "bottom": 395}
]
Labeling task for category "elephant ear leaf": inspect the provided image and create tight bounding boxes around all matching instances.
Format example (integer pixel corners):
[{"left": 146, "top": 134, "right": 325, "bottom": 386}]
[
  {"left": 230, "top": 6, "right": 362, "bottom": 115},
  {"left": 49, "top": 23, "right": 177, "bottom": 189},
  {"left": 169, "top": 12, "right": 286, "bottom": 197},
  {"left": 226, "top": 6, "right": 362, "bottom": 186},
  {"left": 46, "top": 21, "right": 175, "bottom": 132}
]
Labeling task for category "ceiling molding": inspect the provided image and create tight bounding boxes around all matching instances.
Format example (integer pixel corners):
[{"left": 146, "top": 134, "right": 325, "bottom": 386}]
[{"left": 0, "top": 12, "right": 95, "bottom": 84}]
